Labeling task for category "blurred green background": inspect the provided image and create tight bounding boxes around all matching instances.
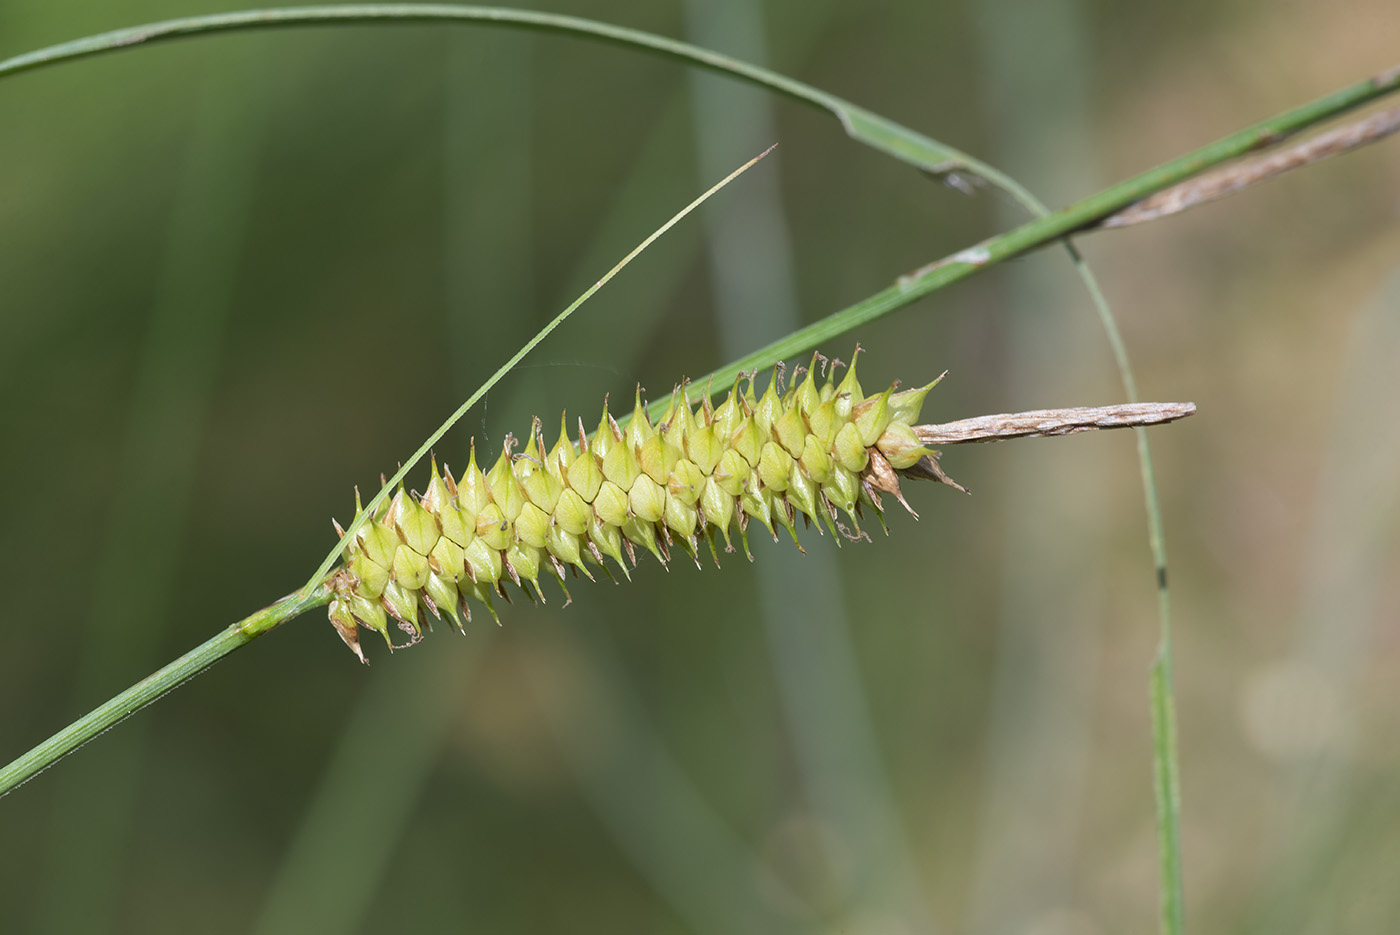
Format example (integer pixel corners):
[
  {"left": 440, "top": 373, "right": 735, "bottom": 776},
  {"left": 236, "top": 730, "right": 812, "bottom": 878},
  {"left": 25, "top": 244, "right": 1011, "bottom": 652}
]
[{"left": 2, "top": 1, "right": 1398, "bottom": 932}]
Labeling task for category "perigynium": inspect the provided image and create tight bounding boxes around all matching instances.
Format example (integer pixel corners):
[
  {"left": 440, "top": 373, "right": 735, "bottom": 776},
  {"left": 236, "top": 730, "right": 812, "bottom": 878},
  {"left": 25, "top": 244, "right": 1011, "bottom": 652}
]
[{"left": 328, "top": 351, "right": 961, "bottom": 661}]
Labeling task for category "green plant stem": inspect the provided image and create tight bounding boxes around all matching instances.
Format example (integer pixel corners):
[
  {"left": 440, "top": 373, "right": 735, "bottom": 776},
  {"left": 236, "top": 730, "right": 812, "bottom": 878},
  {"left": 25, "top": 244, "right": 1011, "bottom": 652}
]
[
  {"left": 648, "top": 64, "right": 1400, "bottom": 414},
  {"left": 0, "top": 147, "right": 767, "bottom": 798},
  {"left": 1152, "top": 620, "right": 1184, "bottom": 934},
  {"left": 0, "top": 5, "right": 983, "bottom": 178},
  {"left": 5, "top": 7, "right": 1392, "bottom": 403},
  {"left": 0, "top": 587, "right": 330, "bottom": 798},
  {"left": 295, "top": 146, "right": 772, "bottom": 603},
  {"left": 1074, "top": 255, "right": 1185, "bottom": 934}
]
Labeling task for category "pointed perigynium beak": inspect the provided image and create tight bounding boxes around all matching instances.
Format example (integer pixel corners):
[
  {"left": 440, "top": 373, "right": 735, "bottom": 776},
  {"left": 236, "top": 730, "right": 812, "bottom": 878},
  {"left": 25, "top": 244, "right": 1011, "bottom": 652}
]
[{"left": 327, "top": 353, "right": 983, "bottom": 657}]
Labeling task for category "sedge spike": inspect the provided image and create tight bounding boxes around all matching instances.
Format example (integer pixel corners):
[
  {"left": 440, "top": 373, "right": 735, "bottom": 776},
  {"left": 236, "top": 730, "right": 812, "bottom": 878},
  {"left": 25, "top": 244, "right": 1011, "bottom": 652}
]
[{"left": 328, "top": 356, "right": 958, "bottom": 661}]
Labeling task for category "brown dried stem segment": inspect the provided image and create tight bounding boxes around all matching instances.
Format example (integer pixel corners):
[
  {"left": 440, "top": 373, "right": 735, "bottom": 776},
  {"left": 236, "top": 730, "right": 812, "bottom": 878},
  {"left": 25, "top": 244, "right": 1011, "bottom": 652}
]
[
  {"left": 914, "top": 402, "right": 1196, "bottom": 444},
  {"left": 1101, "top": 106, "right": 1400, "bottom": 228},
  {"left": 897, "top": 403, "right": 1194, "bottom": 497}
]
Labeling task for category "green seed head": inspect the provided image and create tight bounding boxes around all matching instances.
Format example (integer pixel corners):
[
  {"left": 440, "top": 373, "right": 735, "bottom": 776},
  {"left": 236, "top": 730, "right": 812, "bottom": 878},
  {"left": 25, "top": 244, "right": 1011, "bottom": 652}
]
[{"left": 328, "top": 353, "right": 956, "bottom": 660}]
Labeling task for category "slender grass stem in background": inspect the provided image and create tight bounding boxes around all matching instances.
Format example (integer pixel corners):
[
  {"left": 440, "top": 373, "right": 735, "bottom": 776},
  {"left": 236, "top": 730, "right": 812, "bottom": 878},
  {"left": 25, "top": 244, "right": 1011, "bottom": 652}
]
[
  {"left": 1074, "top": 262, "right": 1186, "bottom": 935},
  {"left": 250, "top": 37, "right": 538, "bottom": 933},
  {"left": 963, "top": 8, "right": 1109, "bottom": 929},
  {"left": 660, "top": 59, "right": 1400, "bottom": 401},
  {"left": 33, "top": 47, "right": 270, "bottom": 935},
  {"left": 685, "top": 2, "right": 933, "bottom": 926},
  {"left": 251, "top": 647, "right": 472, "bottom": 935},
  {"left": 1244, "top": 268, "right": 1400, "bottom": 934}
]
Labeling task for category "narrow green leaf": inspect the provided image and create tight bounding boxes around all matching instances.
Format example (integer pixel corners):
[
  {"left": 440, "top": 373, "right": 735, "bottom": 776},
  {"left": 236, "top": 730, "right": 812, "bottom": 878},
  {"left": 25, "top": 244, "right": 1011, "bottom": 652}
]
[
  {"left": 289, "top": 145, "right": 775, "bottom": 616},
  {"left": 0, "top": 146, "right": 772, "bottom": 796},
  {"left": 648, "top": 62, "right": 1400, "bottom": 419},
  {"left": 0, "top": 5, "right": 979, "bottom": 180},
  {"left": 1152, "top": 648, "right": 1185, "bottom": 935}
]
